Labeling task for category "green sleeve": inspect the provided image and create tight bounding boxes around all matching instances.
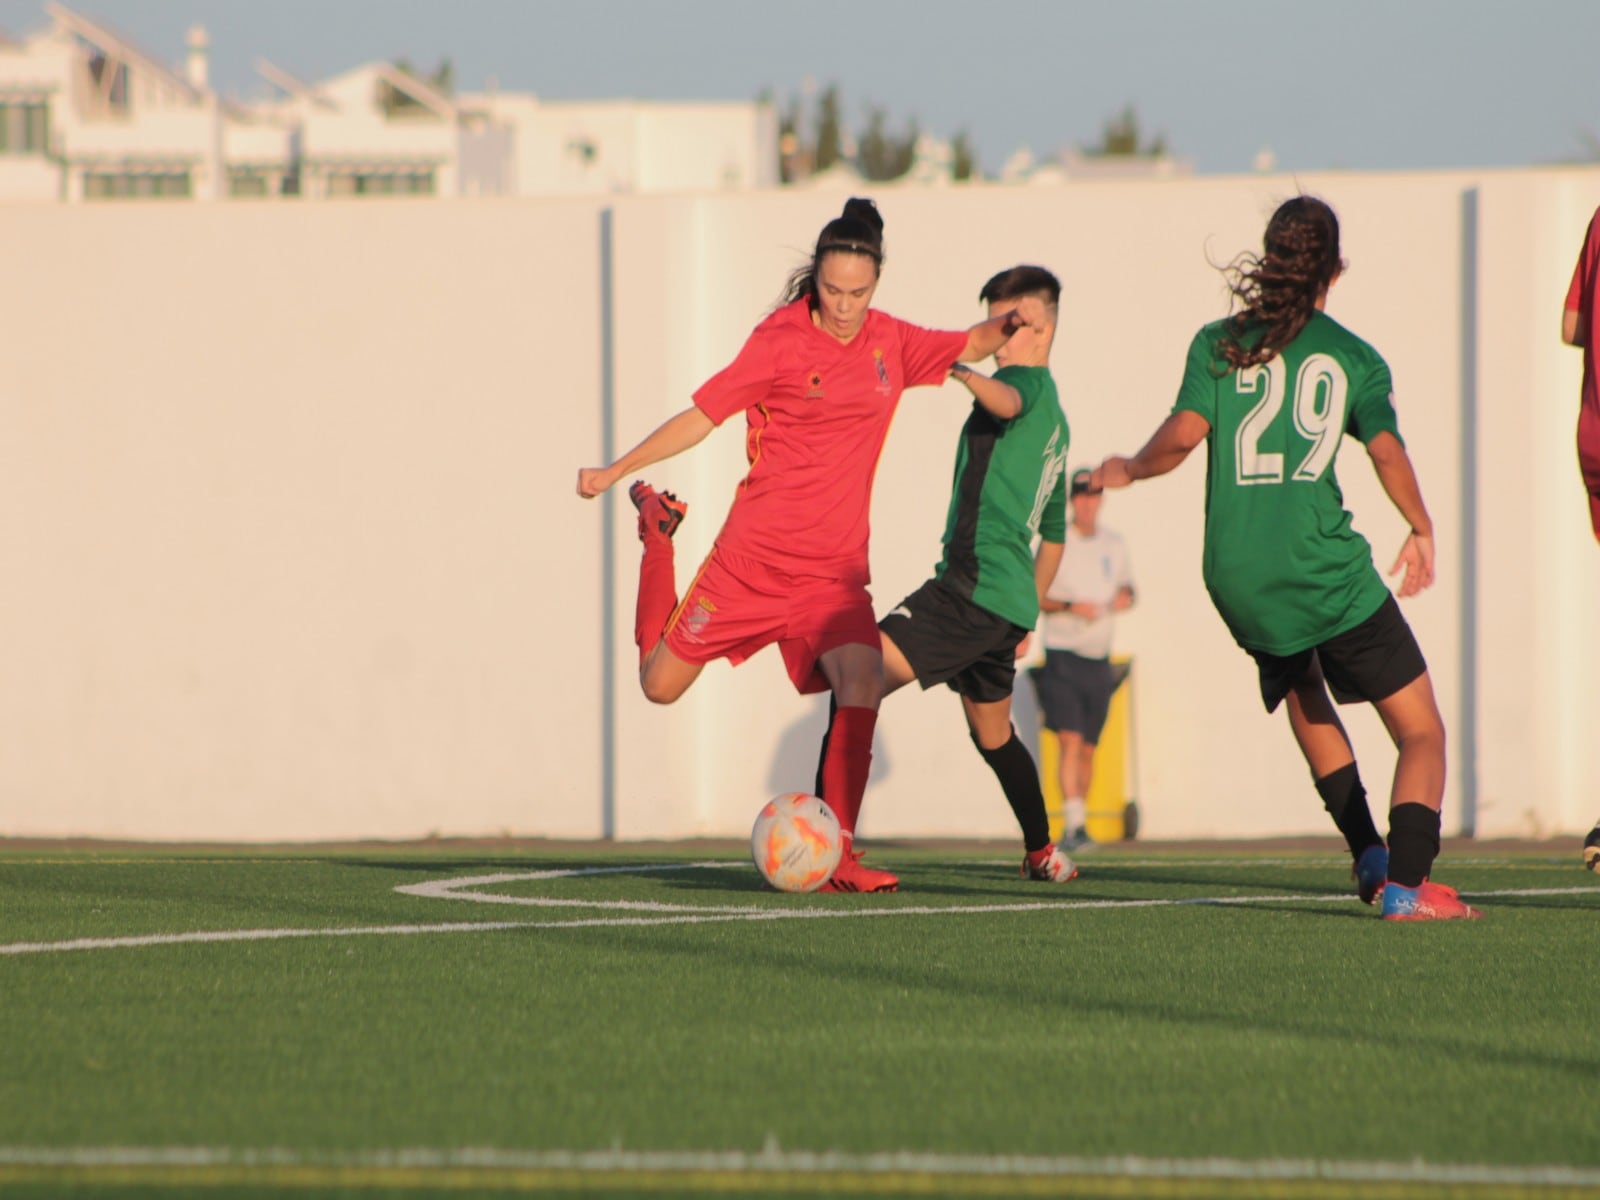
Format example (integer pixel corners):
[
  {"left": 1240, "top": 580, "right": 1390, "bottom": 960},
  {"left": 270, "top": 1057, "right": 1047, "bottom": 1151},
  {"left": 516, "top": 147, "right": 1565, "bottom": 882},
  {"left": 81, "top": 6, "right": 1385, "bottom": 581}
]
[
  {"left": 1344, "top": 353, "right": 1403, "bottom": 447},
  {"left": 1172, "top": 328, "right": 1220, "bottom": 423},
  {"left": 995, "top": 364, "right": 1036, "bottom": 418},
  {"left": 1038, "top": 468, "right": 1068, "bottom": 543}
]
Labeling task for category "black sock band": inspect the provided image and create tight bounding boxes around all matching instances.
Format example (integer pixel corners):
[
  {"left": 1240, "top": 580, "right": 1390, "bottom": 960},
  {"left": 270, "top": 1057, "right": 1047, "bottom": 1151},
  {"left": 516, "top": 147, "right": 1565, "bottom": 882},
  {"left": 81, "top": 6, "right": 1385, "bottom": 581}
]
[
  {"left": 1387, "top": 802, "right": 1442, "bottom": 888},
  {"left": 1313, "top": 763, "right": 1383, "bottom": 859},
  {"left": 974, "top": 729, "right": 1051, "bottom": 853}
]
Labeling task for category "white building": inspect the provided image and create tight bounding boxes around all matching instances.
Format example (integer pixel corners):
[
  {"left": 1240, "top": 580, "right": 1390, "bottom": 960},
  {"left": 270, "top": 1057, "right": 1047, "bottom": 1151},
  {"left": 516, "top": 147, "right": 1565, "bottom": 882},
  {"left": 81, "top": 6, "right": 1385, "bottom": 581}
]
[{"left": 0, "top": 3, "right": 778, "bottom": 201}]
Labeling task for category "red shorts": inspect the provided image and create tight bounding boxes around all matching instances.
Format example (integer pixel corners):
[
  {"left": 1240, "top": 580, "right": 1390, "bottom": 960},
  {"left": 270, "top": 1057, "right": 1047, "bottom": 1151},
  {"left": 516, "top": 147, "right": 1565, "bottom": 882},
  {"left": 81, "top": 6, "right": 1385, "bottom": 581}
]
[{"left": 662, "top": 545, "right": 879, "bottom": 694}]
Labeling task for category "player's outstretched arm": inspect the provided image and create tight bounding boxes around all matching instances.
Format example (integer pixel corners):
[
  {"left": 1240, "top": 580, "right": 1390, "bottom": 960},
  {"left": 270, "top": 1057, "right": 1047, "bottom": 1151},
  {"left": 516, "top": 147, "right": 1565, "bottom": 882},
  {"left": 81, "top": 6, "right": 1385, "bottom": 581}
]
[
  {"left": 1365, "top": 431, "right": 1435, "bottom": 597},
  {"left": 954, "top": 296, "right": 1046, "bottom": 363},
  {"left": 577, "top": 406, "right": 715, "bottom": 498},
  {"left": 1094, "top": 411, "right": 1210, "bottom": 490},
  {"left": 948, "top": 363, "right": 1022, "bottom": 419}
]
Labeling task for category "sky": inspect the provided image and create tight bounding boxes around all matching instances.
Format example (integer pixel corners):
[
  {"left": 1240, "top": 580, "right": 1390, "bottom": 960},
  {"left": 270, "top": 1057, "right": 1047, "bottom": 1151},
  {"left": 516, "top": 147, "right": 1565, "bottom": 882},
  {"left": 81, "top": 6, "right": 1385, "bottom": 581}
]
[{"left": 3, "top": 0, "right": 1598, "bottom": 177}]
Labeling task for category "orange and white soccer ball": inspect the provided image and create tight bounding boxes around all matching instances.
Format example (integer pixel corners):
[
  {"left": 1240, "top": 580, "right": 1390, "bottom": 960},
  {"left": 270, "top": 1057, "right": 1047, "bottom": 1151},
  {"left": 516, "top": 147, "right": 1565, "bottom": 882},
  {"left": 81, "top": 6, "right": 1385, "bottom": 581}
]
[{"left": 751, "top": 792, "right": 842, "bottom": 892}]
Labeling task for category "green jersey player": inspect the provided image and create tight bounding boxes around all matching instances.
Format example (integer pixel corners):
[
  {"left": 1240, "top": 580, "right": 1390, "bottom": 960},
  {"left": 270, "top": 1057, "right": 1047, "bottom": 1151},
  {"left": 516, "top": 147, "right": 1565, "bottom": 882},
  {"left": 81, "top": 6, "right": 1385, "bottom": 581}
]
[{"left": 1095, "top": 196, "right": 1478, "bottom": 921}]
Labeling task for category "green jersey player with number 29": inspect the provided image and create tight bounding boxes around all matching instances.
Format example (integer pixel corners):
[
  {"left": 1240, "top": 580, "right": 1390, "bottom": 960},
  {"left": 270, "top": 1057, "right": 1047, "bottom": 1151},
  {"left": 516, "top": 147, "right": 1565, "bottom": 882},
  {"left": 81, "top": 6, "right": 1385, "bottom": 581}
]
[{"left": 1094, "top": 195, "right": 1479, "bottom": 921}]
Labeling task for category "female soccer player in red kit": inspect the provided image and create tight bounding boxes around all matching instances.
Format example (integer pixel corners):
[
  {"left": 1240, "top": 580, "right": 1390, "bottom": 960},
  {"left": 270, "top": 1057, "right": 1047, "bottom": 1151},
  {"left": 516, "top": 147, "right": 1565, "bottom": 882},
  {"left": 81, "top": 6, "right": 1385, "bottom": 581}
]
[
  {"left": 1560, "top": 203, "right": 1600, "bottom": 545},
  {"left": 577, "top": 198, "right": 1041, "bottom": 891},
  {"left": 1560, "top": 205, "right": 1600, "bottom": 868}
]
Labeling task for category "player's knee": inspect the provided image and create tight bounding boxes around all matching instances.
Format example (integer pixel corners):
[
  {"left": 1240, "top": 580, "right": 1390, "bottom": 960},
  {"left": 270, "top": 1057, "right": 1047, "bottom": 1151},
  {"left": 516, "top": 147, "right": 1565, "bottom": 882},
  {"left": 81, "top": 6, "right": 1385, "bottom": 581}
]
[
  {"left": 1397, "top": 717, "right": 1445, "bottom": 761},
  {"left": 833, "top": 672, "right": 883, "bottom": 710},
  {"left": 639, "top": 672, "right": 684, "bottom": 706},
  {"left": 969, "top": 724, "right": 1013, "bottom": 755}
]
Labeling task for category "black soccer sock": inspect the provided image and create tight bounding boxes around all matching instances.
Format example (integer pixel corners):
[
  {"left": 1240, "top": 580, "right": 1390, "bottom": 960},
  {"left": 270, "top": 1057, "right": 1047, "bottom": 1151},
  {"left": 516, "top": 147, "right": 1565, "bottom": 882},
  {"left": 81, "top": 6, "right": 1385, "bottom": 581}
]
[
  {"left": 813, "top": 693, "right": 839, "bottom": 800},
  {"left": 974, "top": 728, "right": 1051, "bottom": 853},
  {"left": 1386, "top": 802, "right": 1442, "bottom": 888},
  {"left": 1313, "top": 763, "right": 1383, "bottom": 859}
]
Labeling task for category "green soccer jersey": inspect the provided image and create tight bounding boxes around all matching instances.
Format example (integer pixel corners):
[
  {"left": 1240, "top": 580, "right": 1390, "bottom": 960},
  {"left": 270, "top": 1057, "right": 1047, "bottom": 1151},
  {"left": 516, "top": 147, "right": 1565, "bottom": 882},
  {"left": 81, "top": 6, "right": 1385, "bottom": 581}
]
[
  {"left": 934, "top": 365, "right": 1070, "bottom": 629},
  {"left": 1172, "top": 311, "right": 1402, "bottom": 655}
]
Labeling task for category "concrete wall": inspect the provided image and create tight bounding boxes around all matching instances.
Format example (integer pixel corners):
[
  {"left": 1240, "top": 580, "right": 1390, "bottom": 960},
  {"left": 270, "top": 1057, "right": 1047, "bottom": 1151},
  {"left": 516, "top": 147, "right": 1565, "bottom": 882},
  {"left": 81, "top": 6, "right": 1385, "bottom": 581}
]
[
  {"left": 1, "top": 167, "right": 1596, "bottom": 842},
  {"left": 0, "top": 200, "right": 607, "bottom": 839}
]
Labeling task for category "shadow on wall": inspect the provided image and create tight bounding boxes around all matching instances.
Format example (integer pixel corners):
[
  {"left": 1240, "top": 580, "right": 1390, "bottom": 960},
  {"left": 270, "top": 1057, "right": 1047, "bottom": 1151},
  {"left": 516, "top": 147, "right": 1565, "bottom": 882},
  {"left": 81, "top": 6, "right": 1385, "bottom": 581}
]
[
  {"left": 766, "top": 693, "right": 893, "bottom": 798},
  {"left": 1010, "top": 665, "right": 1044, "bottom": 761}
]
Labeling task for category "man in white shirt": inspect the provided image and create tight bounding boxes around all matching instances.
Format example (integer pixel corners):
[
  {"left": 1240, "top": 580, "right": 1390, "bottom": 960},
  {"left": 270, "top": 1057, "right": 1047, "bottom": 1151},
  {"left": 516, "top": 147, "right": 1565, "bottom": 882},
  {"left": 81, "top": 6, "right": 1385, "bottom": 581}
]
[{"left": 1029, "top": 468, "right": 1135, "bottom": 848}]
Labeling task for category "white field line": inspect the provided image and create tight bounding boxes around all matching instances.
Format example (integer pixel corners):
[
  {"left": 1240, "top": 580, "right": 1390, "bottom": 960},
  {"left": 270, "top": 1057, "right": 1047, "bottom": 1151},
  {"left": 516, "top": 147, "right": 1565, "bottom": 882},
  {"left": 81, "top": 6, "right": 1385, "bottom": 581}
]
[
  {"left": 0, "top": 854, "right": 1592, "bottom": 957},
  {"left": 977, "top": 857, "right": 1589, "bottom": 869},
  {"left": 1, "top": 1144, "right": 1598, "bottom": 1188}
]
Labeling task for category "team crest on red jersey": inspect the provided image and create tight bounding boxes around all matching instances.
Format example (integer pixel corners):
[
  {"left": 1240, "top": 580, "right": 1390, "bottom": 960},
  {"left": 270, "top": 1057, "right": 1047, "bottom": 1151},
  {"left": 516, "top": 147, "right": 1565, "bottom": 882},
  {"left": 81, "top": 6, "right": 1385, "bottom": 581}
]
[
  {"left": 872, "top": 349, "right": 891, "bottom": 395},
  {"left": 806, "top": 372, "right": 824, "bottom": 398}
]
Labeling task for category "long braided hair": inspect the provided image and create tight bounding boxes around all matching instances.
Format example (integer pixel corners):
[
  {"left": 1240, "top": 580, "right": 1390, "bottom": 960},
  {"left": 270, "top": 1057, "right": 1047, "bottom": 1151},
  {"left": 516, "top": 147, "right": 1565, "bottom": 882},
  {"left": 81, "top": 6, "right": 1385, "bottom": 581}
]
[{"left": 1216, "top": 196, "right": 1347, "bottom": 369}]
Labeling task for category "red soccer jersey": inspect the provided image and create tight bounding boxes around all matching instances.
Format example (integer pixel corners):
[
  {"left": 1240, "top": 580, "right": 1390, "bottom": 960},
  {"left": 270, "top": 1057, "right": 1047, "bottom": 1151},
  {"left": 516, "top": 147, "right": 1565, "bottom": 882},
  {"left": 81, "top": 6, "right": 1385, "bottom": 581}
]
[
  {"left": 1565, "top": 208, "right": 1600, "bottom": 424},
  {"left": 693, "top": 298, "right": 968, "bottom": 584}
]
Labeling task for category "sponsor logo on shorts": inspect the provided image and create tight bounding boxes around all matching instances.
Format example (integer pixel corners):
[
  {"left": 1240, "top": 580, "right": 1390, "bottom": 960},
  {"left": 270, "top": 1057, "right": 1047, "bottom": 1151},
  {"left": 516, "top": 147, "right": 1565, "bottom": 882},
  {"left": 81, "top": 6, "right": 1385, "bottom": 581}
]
[{"left": 683, "top": 596, "right": 716, "bottom": 640}]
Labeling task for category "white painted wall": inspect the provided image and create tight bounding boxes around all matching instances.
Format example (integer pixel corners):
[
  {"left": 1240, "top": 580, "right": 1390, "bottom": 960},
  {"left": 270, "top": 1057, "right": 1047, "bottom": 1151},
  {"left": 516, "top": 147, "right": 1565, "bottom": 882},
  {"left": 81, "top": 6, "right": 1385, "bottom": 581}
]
[
  {"left": 503, "top": 100, "right": 779, "bottom": 197},
  {"left": 1472, "top": 171, "right": 1600, "bottom": 836},
  {"left": 0, "top": 167, "right": 1595, "bottom": 843},
  {"left": 0, "top": 200, "right": 606, "bottom": 839}
]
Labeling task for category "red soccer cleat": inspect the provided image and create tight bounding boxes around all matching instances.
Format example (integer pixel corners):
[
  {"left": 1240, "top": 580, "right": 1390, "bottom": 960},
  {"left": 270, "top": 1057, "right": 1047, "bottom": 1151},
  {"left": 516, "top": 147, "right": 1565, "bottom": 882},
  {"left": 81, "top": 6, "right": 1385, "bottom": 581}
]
[
  {"left": 1021, "top": 844, "right": 1079, "bottom": 882},
  {"left": 819, "top": 844, "right": 899, "bottom": 893},
  {"left": 628, "top": 479, "right": 688, "bottom": 543}
]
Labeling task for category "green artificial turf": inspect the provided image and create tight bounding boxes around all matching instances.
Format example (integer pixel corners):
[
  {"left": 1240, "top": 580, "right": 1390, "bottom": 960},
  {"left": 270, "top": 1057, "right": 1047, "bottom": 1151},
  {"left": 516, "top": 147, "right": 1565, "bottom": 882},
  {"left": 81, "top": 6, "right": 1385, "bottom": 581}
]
[{"left": 1, "top": 845, "right": 1596, "bottom": 1199}]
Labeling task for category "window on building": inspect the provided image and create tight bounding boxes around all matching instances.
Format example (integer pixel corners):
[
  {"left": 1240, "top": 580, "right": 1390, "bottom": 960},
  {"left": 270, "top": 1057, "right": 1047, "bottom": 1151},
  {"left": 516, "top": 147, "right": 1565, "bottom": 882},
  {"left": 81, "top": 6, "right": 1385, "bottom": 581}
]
[
  {"left": 327, "top": 169, "right": 436, "bottom": 197},
  {"left": 84, "top": 170, "right": 192, "bottom": 200},
  {"left": 228, "top": 168, "right": 271, "bottom": 198},
  {"left": 0, "top": 101, "right": 50, "bottom": 156},
  {"left": 86, "top": 54, "right": 130, "bottom": 114}
]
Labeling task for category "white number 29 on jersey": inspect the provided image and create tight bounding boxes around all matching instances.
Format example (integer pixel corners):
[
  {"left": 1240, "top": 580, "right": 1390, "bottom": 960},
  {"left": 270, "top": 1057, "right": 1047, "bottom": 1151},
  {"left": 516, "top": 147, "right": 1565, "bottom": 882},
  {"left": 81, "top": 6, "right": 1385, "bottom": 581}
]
[{"left": 1233, "top": 353, "right": 1349, "bottom": 486}]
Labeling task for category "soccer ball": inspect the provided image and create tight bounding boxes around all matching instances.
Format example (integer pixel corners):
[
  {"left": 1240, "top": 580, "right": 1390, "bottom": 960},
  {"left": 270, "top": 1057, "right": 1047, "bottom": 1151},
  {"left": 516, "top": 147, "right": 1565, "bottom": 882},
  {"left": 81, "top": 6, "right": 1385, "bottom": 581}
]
[{"left": 750, "top": 792, "right": 842, "bottom": 892}]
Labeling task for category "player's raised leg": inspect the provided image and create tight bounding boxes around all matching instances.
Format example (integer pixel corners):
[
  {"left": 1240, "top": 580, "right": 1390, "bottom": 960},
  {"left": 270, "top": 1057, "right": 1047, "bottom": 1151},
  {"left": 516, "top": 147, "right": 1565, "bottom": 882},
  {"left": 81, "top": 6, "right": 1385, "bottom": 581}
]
[{"left": 629, "top": 480, "right": 703, "bottom": 704}]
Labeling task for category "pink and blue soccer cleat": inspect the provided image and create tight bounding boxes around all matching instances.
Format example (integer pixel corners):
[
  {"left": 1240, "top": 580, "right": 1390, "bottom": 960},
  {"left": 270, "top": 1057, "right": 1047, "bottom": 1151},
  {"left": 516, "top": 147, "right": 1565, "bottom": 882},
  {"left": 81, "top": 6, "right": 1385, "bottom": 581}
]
[{"left": 1380, "top": 879, "right": 1482, "bottom": 921}]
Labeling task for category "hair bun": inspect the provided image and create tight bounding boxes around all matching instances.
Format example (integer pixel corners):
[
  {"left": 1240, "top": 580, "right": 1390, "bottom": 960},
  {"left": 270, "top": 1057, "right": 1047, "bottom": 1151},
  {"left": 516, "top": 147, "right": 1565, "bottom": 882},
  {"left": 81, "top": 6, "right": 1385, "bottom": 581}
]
[{"left": 841, "top": 197, "right": 883, "bottom": 233}]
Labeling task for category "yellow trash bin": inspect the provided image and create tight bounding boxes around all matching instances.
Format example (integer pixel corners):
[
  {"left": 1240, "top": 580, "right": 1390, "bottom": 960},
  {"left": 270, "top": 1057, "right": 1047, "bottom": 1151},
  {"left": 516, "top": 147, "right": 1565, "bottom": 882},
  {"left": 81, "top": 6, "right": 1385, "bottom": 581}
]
[{"left": 1037, "top": 656, "right": 1134, "bottom": 844}]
